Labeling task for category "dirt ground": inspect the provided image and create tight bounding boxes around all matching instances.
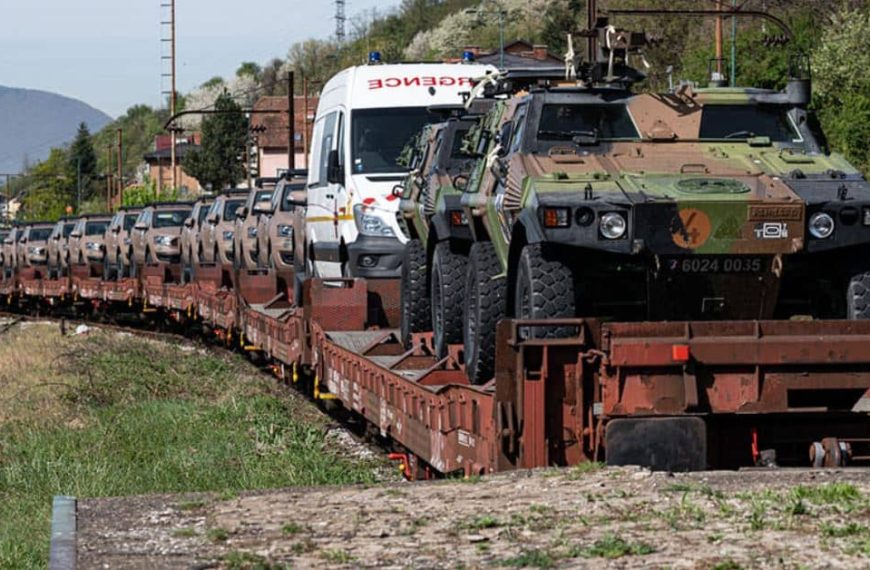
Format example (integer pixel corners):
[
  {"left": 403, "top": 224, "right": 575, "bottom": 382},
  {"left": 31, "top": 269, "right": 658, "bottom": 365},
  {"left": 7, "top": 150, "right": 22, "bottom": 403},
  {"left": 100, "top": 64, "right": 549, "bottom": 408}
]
[{"left": 77, "top": 466, "right": 870, "bottom": 569}]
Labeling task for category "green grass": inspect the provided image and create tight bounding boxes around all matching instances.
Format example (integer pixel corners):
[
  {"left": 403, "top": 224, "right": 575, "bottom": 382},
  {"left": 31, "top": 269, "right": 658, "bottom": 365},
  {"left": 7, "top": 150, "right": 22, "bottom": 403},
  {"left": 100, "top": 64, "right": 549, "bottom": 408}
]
[
  {"left": 458, "top": 514, "right": 502, "bottom": 531},
  {"left": 568, "top": 534, "right": 655, "bottom": 559},
  {"left": 503, "top": 549, "right": 555, "bottom": 568},
  {"left": 0, "top": 331, "right": 381, "bottom": 569}
]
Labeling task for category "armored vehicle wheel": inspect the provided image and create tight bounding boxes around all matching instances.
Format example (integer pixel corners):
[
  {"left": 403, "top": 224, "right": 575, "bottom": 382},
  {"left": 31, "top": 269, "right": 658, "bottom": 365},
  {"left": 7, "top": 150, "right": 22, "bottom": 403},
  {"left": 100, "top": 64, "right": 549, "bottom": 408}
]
[
  {"left": 846, "top": 271, "right": 870, "bottom": 319},
  {"left": 102, "top": 257, "right": 113, "bottom": 281},
  {"left": 431, "top": 241, "right": 467, "bottom": 358},
  {"left": 400, "top": 239, "right": 431, "bottom": 347},
  {"left": 463, "top": 242, "right": 506, "bottom": 384},
  {"left": 514, "top": 244, "right": 576, "bottom": 338}
]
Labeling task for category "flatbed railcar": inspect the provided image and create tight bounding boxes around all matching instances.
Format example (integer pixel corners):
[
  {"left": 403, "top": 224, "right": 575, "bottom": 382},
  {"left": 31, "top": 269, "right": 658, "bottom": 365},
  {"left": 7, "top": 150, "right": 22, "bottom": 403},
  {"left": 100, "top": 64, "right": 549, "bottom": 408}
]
[{"left": 4, "top": 260, "right": 870, "bottom": 477}]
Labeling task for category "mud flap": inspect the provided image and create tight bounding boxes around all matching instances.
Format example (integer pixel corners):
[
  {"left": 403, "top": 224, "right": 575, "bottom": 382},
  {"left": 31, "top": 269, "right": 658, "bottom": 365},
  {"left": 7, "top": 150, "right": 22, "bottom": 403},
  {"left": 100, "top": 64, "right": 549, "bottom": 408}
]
[{"left": 605, "top": 417, "right": 706, "bottom": 472}]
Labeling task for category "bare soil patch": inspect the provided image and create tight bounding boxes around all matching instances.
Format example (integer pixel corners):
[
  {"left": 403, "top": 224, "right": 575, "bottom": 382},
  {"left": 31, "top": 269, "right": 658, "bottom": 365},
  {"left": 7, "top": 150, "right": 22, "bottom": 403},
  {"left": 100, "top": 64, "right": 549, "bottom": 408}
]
[{"left": 77, "top": 466, "right": 870, "bottom": 569}]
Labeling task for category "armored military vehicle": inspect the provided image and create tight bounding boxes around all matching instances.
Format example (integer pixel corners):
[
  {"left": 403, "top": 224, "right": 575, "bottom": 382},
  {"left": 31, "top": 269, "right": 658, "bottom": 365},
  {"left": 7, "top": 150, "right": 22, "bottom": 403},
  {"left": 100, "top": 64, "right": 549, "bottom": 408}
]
[
  {"left": 450, "top": 21, "right": 870, "bottom": 383},
  {"left": 397, "top": 101, "right": 497, "bottom": 355}
]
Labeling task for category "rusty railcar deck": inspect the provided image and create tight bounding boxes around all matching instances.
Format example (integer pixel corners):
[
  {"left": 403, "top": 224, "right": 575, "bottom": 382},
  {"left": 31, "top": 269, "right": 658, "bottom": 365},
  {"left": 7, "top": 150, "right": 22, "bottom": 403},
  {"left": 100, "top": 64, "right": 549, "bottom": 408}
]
[{"left": 0, "top": 262, "right": 868, "bottom": 474}]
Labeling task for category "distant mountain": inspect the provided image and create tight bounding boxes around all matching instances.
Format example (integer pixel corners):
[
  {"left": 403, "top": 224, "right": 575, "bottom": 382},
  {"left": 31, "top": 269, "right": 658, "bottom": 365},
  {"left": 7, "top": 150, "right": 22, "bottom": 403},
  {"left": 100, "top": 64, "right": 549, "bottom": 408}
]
[{"left": 0, "top": 86, "right": 112, "bottom": 175}]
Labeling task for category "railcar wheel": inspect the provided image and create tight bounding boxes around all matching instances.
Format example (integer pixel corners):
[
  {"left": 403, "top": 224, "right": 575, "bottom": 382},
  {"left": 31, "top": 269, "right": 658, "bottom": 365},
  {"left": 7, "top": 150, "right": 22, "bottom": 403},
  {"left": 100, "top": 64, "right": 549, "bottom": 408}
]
[
  {"left": 514, "top": 243, "right": 576, "bottom": 339},
  {"left": 431, "top": 241, "right": 467, "bottom": 359},
  {"left": 399, "top": 239, "right": 430, "bottom": 348},
  {"left": 463, "top": 242, "right": 506, "bottom": 384}
]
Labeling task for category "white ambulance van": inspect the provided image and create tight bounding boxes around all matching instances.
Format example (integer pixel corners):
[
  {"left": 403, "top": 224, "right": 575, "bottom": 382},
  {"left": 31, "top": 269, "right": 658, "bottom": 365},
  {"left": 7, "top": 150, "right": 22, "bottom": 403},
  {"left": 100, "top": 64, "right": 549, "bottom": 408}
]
[{"left": 305, "top": 55, "right": 495, "bottom": 278}]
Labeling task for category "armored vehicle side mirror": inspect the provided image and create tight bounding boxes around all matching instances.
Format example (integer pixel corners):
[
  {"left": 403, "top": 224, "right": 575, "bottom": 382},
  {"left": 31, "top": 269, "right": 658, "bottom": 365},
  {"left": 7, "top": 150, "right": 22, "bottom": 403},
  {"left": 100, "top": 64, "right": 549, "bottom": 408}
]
[
  {"left": 207, "top": 212, "right": 220, "bottom": 224},
  {"left": 392, "top": 184, "right": 405, "bottom": 199},
  {"left": 133, "top": 223, "right": 146, "bottom": 231},
  {"left": 236, "top": 207, "right": 248, "bottom": 220},
  {"left": 496, "top": 122, "right": 514, "bottom": 156},
  {"left": 183, "top": 218, "right": 195, "bottom": 228},
  {"left": 327, "top": 150, "right": 344, "bottom": 186},
  {"left": 111, "top": 225, "right": 121, "bottom": 233}
]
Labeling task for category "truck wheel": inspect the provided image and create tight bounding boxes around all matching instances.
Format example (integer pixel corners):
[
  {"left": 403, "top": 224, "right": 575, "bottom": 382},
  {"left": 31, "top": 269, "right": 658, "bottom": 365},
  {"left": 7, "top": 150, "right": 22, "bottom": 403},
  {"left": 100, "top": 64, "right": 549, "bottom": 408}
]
[
  {"left": 400, "top": 239, "right": 430, "bottom": 347},
  {"left": 431, "top": 241, "right": 467, "bottom": 358},
  {"left": 514, "top": 243, "right": 576, "bottom": 338},
  {"left": 463, "top": 242, "right": 506, "bottom": 384},
  {"left": 846, "top": 271, "right": 870, "bottom": 319}
]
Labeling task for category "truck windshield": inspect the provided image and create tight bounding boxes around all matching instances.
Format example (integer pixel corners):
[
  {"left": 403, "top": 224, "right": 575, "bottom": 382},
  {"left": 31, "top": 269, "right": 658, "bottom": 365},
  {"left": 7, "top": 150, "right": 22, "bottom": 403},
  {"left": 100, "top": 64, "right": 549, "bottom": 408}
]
[
  {"left": 85, "top": 222, "right": 108, "bottom": 236},
  {"left": 123, "top": 214, "right": 139, "bottom": 232},
  {"left": 224, "top": 199, "right": 245, "bottom": 221},
  {"left": 153, "top": 210, "right": 191, "bottom": 228},
  {"left": 352, "top": 107, "right": 435, "bottom": 174},
  {"left": 29, "top": 228, "right": 52, "bottom": 241},
  {"left": 63, "top": 223, "right": 75, "bottom": 237},
  {"left": 537, "top": 104, "right": 639, "bottom": 140},
  {"left": 699, "top": 105, "right": 800, "bottom": 142}
]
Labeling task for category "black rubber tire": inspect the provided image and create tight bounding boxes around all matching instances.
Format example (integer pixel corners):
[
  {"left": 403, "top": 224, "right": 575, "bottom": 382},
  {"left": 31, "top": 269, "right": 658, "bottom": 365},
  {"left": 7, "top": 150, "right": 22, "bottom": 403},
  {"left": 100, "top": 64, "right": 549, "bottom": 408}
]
[
  {"left": 846, "top": 271, "right": 870, "bottom": 319},
  {"left": 431, "top": 241, "right": 468, "bottom": 359},
  {"left": 102, "top": 257, "right": 113, "bottom": 281},
  {"left": 146, "top": 249, "right": 154, "bottom": 265},
  {"left": 117, "top": 253, "right": 125, "bottom": 280},
  {"left": 463, "top": 242, "right": 506, "bottom": 384},
  {"left": 514, "top": 243, "right": 577, "bottom": 338},
  {"left": 400, "top": 239, "right": 431, "bottom": 347}
]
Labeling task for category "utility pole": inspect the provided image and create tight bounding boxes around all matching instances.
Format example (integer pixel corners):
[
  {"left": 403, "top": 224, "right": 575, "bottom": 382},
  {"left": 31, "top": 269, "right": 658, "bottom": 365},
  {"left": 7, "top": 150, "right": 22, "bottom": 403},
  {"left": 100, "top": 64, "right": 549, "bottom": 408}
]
[
  {"left": 303, "top": 76, "right": 310, "bottom": 167},
  {"left": 587, "top": 0, "right": 598, "bottom": 64},
  {"left": 161, "top": 0, "right": 178, "bottom": 194},
  {"left": 76, "top": 158, "right": 82, "bottom": 211},
  {"left": 117, "top": 129, "right": 124, "bottom": 205},
  {"left": 106, "top": 146, "right": 113, "bottom": 210},
  {"left": 730, "top": 0, "right": 737, "bottom": 86},
  {"left": 287, "top": 71, "right": 295, "bottom": 173},
  {"left": 715, "top": 0, "right": 724, "bottom": 79},
  {"left": 335, "top": 0, "right": 346, "bottom": 43}
]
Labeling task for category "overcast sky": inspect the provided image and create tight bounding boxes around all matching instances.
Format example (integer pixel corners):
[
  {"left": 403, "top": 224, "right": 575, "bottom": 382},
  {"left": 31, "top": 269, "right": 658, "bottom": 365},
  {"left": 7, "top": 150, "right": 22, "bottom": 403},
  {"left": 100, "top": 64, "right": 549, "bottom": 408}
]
[{"left": 0, "top": 0, "right": 396, "bottom": 117}]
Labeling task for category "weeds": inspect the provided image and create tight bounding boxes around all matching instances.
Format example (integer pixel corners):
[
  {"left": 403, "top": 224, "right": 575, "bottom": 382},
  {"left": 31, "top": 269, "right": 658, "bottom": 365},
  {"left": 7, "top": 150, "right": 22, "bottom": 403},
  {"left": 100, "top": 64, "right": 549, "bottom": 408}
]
[
  {"left": 282, "top": 522, "right": 304, "bottom": 535},
  {"left": 459, "top": 514, "right": 502, "bottom": 531},
  {"left": 503, "top": 549, "right": 555, "bottom": 568},
  {"left": 207, "top": 527, "right": 230, "bottom": 543},
  {"left": 171, "top": 527, "right": 197, "bottom": 538},
  {"left": 565, "top": 461, "right": 604, "bottom": 480},
  {"left": 792, "top": 483, "right": 862, "bottom": 505},
  {"left": 821, "top": 522, "right": 868, "bottom": 537},
  {"left": 223, "top": 550, "right": 289, "bottom": 569},
  {"left": 320, "top": 548, "right": 355, "bottom": 563},
  {"left": 568, "top": 534, "right": 655, "bottom": 559}
]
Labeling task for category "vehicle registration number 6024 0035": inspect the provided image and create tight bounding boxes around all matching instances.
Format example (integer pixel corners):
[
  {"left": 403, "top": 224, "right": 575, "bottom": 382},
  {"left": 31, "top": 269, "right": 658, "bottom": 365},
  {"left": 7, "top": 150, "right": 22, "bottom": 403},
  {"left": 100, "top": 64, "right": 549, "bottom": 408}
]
[{"left": 666, "top": 257, "right": 765, "bottom": 273}]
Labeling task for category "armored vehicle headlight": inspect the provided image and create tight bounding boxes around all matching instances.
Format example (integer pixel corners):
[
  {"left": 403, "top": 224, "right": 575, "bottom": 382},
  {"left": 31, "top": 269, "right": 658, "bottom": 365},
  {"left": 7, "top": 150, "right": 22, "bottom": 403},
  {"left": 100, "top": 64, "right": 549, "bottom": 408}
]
[
  {"left": 247, "top": 227, "right": 258, "bottom": 238},
  {"left": 223, "top": 231, "right": 235, "bottom": 241},
  {"left": 600, "top": 212, "right": 627, "bottom": 240},
  {"left": 86, "top": 242, "right": 101, "bottom": 251},
  {"left": 542, "top": 207, "right": 571, "bottom": 228},
  {"left": 277, "top": 225, "right": 293, "bottom": 238},
  {"left": 809, "top": 212, "right": 834, "bottom": 239}
]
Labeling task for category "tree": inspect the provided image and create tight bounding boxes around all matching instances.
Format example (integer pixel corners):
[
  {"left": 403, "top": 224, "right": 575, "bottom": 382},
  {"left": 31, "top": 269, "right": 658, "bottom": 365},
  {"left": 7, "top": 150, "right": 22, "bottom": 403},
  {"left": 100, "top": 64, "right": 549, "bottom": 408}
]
[
  {"left": 812, "top": 5, "right": 870, "bottom": 174},
  {"left": 67, "top": 122, "right": 98, "bottom": 203},
  {"left": 17, "top": 148, "right": 74, "bottom": 221},
  {"left": 182, "top": 91, "right": 249, "bottom": 191},
  {"left": 236, "top": 61, "right": 261, "bottom": 79}
]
